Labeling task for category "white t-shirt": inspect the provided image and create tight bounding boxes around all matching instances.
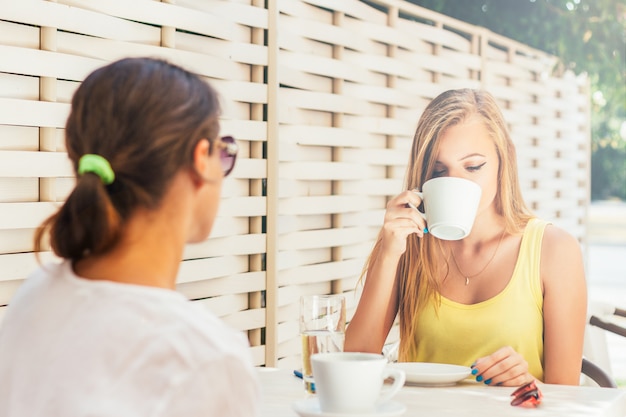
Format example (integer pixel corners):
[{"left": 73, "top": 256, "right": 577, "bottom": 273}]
[{"left": 0, "top": 261, "right": 260, "bottom": 417}]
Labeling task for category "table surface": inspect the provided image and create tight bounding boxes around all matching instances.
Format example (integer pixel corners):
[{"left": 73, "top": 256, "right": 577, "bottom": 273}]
[{"left": 258, "top": 368, "right": 626, "bottom": 417}]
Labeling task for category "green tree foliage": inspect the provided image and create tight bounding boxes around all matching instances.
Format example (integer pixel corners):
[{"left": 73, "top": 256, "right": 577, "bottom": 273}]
[{"left": 408, "top": 0, "right": 626, "bottom": 200}]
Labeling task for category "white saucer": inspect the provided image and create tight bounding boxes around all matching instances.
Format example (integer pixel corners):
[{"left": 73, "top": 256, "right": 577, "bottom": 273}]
[
  {"left": 292, "top": 398, "right": 406, "bottom": 417},
  {"left": 387, "top": 362, "right": 471, "bottom": 387}
]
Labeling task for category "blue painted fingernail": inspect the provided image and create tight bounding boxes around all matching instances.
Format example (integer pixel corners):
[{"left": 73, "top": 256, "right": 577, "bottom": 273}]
[
  {"left": 423, "top": 227, "right": 429, "bottom": 233},
  {"left": 484, "top": 379, "right": 492, "bottom": 385},
  {"left": 476, "top": 375, "right": 483, "bottom": 382},
  {"left": 471, "top": 368, "right": 478, "bottom": 375}
]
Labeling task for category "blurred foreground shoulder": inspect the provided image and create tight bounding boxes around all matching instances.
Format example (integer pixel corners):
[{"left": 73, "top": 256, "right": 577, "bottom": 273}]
[{"left": 160, "top": 353, "right": 261, "bottom": 417}]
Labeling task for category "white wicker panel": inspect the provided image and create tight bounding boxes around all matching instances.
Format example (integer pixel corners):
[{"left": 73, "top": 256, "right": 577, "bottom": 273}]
[{"left": 0, "top": 0, "right": 589, "bottom": 368}]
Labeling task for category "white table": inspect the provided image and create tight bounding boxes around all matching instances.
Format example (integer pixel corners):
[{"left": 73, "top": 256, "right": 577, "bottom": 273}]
[{"left": 258, "top": 368, "right": 626, "bottom": 417}]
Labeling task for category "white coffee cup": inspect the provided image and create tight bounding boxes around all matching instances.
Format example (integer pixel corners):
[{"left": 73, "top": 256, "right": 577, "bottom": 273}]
[
  {"left": 411, "top": 177, "right": 482, "bottom": 240},
  {"left": 311, "top": 352, "right": 406, "bottom": 414}
]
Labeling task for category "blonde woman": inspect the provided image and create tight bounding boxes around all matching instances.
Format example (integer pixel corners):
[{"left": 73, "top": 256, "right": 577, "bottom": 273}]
[{"left": 344, "top": 89, "right": 587, "bottom": 387}]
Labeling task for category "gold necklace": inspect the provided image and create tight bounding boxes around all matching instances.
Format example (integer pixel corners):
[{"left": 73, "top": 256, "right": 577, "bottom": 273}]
[{"left": 450, "top": 230, "right": 506, "bottom": 285}]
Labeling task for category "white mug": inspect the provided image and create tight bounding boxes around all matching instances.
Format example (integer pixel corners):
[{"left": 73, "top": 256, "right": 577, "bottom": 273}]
[
  {"left": 311, "top": 352, "right": 406, "bottom": 414},
  {"left": 411, "top": 177, "right": 482, "bottom": 240}
]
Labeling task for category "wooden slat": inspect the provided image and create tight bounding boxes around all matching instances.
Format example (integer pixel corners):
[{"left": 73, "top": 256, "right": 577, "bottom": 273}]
[
  {"left": 280, "top": 50, "right": 369, "bottom": 84},
  {"left": 279, "top": 13, "right": 371, "bottom": 52},
  {"left": 301, "top": 0, "right": 387, "bottom": 23},
  {"left": 182, "top": 234, "right": 266, "bottom": 260},
  {"left": 0, "top": 151, "right": 72, "bottom": 178},
  {"left": 0, "top": 229, "right": 36, "bottom": 254},
  {"left": 0, "top": 202, "right": 60, "bottom": 230},
  {"left": 218, "top": 119, "right": 267, "bottom": 141},
  {"left": 0, "top": 97, "right": 69, "bottom": 128},
  {"left": 278, "top": 161, "right": 381, "bottom": 181},
  {"left": 55, "top": 32, "right": 252, "bottom": 82},
  {"left": 279, "top": 125, "right": 384, "bottom": 148},
  {"left": 0, "top": 45, "right": 104, "bottom": 82},
  {"left": 177, "top": 272, "right": 265, "bottom": 301},
  {"left": 279, "top": 65, "right": 334, "bottom": 92},
  {"left": 0, "top": 252, "right": 57, "bottom": 282},
  {"left": 277, "top": 259, "right": 364, "bottom": 286},
  {"left": 341, "top": 114, "right": 414, "bottom": 136},
  {"left": 395, "top": 17, "right": 473, "bottom": 51},
  {"left": 0, "top": 125, "right": 39, "bottom": 151},
  {"left": 216, "top": 196, "right": 266, "bottom": 217},
  {"left": 278, "top": 227, "right": 374, "bottom": 251},
  {"left": 177, "top": 256, "right": 250, "bottom": 284},
  {"left": 186, "top": 32, "right": 266, "bottom": 67},
  {"left": 342, "top": 83, "right": 421, "bottom": 108},
  {"left": 277, "top": 248, "right": 335, "bottom": 271},
  {"left": 344, "top": 18, "right": 426, "bottom": 51},
  {"left": 221, "top": 308, "right": 266, "bottom": 332},
  {"left": 182, "top": 270, "right": 265, "bottom": 296},
  {"left": 342, "top": 148, "right": 410, "bottom": 166},
  {"left": 176, "top": 0, "right": 269, "bottom": 29},
  {"left": 278, "top": 195, "right": 380, "bottom": 215},
  {"left": 60, "top": 0, "right": 239, "bottom": 42},
  {"left": 344, "top": 50, "right": 425, "bottom": 80},
  {"left": 278, "top": 88, "right": 367, "bottom": 115},
  {"left": 1, "top": 0, "right": 160, "bottom": 44},
  {"left": 0, "top": 72, "right": 39, "bottom": 101},
  {"left": 0, "top": 179, "right": 38, "bottom": 203}
]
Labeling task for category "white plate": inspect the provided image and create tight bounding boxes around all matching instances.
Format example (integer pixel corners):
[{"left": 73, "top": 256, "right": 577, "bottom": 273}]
[
  {"left": 292, "top": 398, "right": 406, "bottom": 417},
  {"left": 387, "top": 362, "right": 471, "bottom": 387}
]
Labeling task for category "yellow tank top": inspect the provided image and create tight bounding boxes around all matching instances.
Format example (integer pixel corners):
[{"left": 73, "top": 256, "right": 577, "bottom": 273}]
[{"left": 408, "top": 218, "right": 547, "bottom": 381}]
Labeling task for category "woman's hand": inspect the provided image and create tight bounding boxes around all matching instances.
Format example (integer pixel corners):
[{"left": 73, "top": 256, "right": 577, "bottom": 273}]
[
  {"left": 380, "top": 190, "right": 427, "bottom": 257},
  {"left": 471, "top": 346, "right": 535, "bottom": 387}
]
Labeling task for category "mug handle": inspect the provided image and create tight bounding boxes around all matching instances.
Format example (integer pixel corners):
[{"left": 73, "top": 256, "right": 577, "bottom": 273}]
[
  {"left": 409, "top": 191, "right": 427, "bottom": 221},
  {"left": 378, "top": 368, "right": 406, "bottom": 404}
]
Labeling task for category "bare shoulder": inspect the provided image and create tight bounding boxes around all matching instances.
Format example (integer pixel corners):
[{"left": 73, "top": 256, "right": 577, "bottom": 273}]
[
  {"left": 540, "top": 223, "right": 585, "bottom": 285},
  {"left": 541, "top": 223, "right": 582, "bottom": 257}
]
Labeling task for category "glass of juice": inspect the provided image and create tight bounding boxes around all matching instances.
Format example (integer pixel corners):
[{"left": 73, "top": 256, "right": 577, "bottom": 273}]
[{"left": 299, "top": 294, "right": 346, "bottom": 394}]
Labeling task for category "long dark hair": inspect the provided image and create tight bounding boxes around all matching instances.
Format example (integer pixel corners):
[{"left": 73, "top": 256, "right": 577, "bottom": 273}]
[{"left": 35, "top": 57, "right": 221, "bottom": 261}]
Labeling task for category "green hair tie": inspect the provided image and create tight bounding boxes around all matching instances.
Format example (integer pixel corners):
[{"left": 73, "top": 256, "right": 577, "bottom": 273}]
[{"left": 78, "top": 154, "right": 115, "bottom": 185}]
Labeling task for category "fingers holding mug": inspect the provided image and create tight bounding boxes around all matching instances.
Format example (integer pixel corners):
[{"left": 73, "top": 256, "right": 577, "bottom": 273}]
[
  {"left": 387, "top": 191, "right": 426, "bottom": 224},
  {"left": 377, "top": 192, "right": 427, "bottom": 256}
]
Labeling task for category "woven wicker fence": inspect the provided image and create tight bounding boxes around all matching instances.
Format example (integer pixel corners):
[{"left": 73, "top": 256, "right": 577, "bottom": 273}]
[{"left": 0, "top": 0, "right": 590, "bottom": 368}]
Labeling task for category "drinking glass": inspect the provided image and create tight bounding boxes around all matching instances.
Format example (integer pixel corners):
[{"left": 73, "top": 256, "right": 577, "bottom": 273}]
[{"left": 299, "top": 294, "right": 346, "bottom": 394}]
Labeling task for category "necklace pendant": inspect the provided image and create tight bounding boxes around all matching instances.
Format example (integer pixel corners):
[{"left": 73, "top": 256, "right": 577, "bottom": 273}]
[{"left": 465, "top": 277, "right": 469, "bottom": 286}]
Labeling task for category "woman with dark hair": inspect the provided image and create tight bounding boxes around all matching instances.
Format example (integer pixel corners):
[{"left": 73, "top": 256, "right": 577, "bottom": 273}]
[
  {"left": 0, "top": 57, "right": 259, "bottom": 416},
  {"left": 345, "top": 88, "right": 587, "bottom": 387}
]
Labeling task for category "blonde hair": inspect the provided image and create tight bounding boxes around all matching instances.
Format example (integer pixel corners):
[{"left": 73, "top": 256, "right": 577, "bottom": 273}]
[{"left": 363, "top": 89, "right": 534, "bottom": 360}]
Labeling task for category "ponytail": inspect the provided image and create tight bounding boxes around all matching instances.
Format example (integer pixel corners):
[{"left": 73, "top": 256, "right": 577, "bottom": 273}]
[{"left": 35, "top": 174, "right": 121, "bottom": 261}]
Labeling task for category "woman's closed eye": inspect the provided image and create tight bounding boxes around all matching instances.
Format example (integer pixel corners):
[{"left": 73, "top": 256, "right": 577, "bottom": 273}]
[
  {"left": 467, "top": 162, "right": 487, "bottom": 172},
  {"left": 432, "top": 162, "right": 486, "bottom": 177}
]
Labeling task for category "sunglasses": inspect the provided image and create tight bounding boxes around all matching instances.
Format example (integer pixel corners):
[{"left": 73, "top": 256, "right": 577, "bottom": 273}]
[
  {"left": 510, "top": 380, "right": 543, "bottom": 408},
  {"left": 217, "top": 135, "right": 238, "bottom": 177}
]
